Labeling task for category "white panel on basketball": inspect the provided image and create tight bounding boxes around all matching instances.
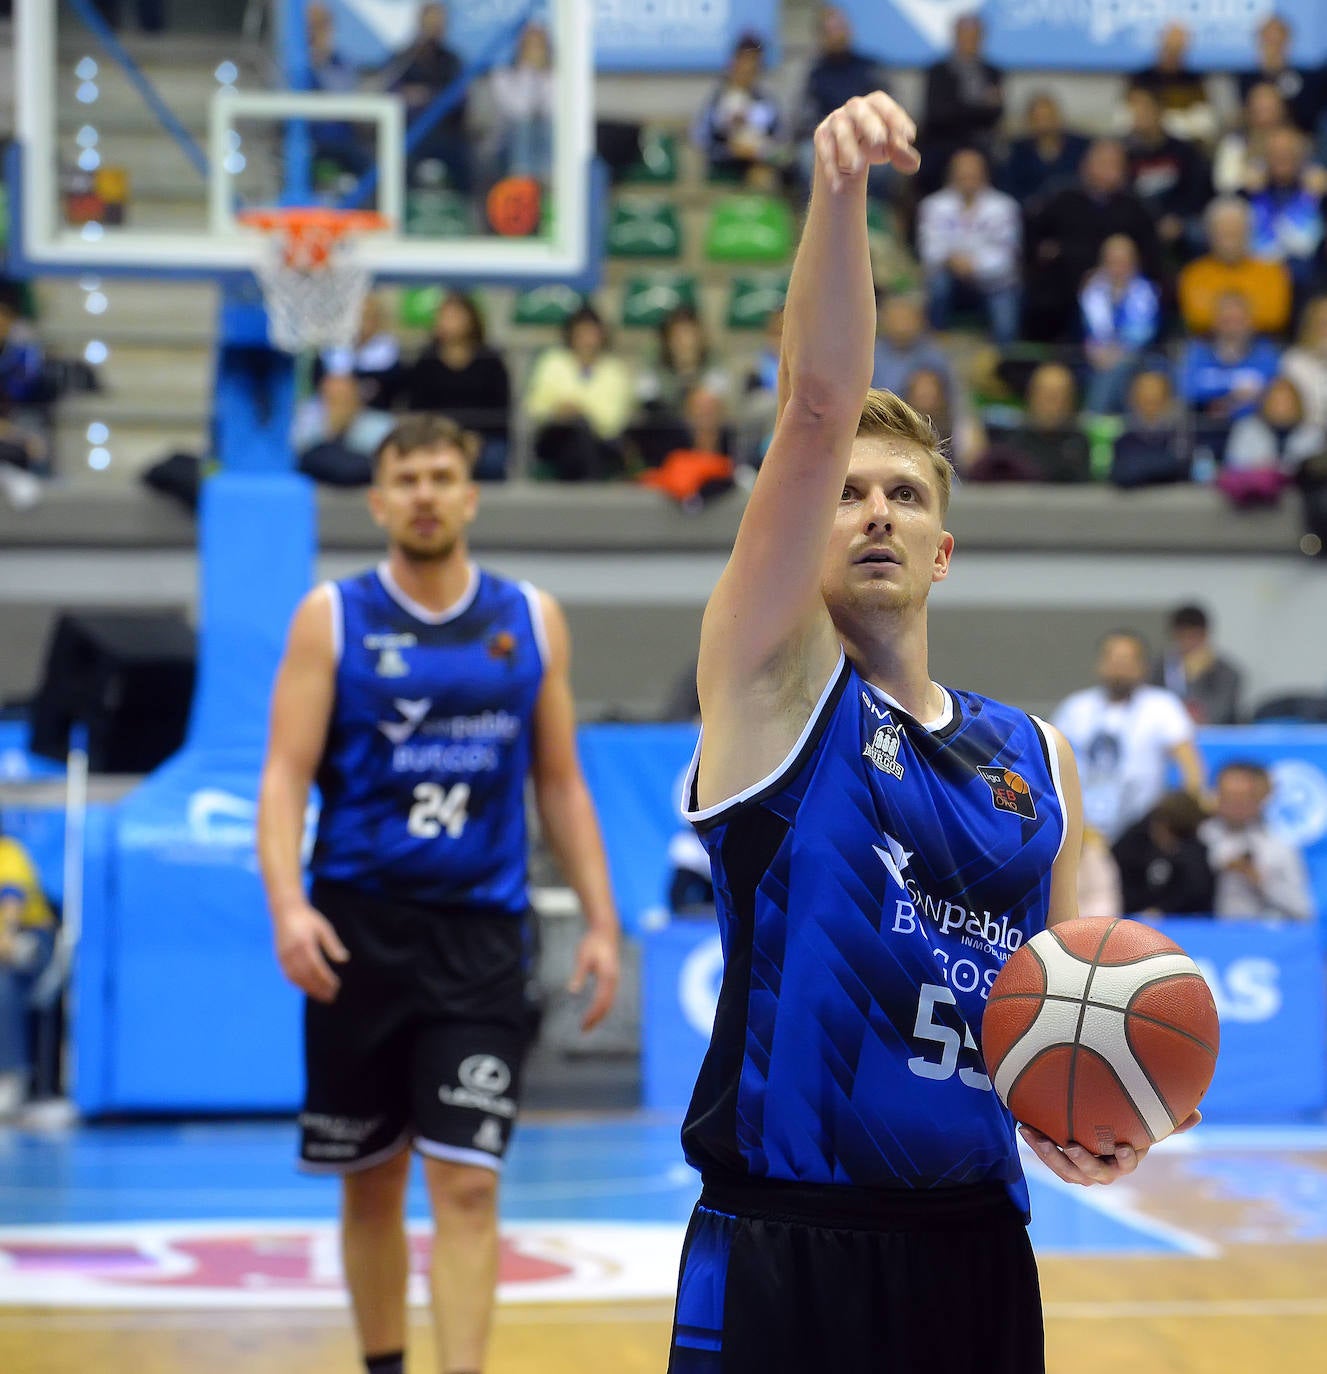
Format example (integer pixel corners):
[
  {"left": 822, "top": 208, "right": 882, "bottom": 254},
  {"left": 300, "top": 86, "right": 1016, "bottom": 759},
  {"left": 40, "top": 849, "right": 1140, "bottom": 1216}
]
[
  {"left": 1035, "top": 938, "right": 1094, "bottom": 1000},
  {"left": 1078, "top": 1003, "right": 1174, "bottom": 1139},
  {"left": 991, "top": 997, "right": 1083, "bottom": 1103},
  {"left": 1080, "top": 953, "right": 1203, "bottom": 1010}
]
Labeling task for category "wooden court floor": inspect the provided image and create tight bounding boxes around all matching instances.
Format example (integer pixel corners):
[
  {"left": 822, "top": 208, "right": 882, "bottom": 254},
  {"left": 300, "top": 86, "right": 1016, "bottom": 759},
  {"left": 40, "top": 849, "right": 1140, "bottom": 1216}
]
[{"left": 2, "top": 1134, "right": 1324, "bottom": 1373}]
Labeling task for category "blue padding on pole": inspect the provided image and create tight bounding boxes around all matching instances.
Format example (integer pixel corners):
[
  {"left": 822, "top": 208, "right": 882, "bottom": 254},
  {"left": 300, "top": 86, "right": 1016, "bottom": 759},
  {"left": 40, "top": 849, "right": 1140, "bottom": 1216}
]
[
  {"left": 189, "top": 471, "right": 315, "bottom": 756},
  {"left": 65, "top": 0, "right": 210, "bottom": 180}
]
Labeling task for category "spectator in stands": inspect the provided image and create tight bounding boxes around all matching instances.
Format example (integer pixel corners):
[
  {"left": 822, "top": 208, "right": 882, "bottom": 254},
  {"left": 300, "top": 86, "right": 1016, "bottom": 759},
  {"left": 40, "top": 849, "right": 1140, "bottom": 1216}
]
[
  {"left": 797, "top": 7, "right": 889, "bottom": 198},
  {"left": 385, "top": 2, "right": 470, "bottom": 191},
  {"left": 981, "top": 363, "right": 1091, "bottom": 483},
  {"left": 1130, "top": 22, "right": 1217, "bottom": 145},
  {"left": 918, "top": 13, "right": 1003, "bottom": 196},
  {"left": 1053, "top": 630, "right": 1205, "bottom": 842},
  {"left": 1225, "top": 375, "right": 1326, "bottom": 474},
  {"left": 1080, "top": 233, "right": 1163, "bottom": 414},
  {"left": 487, "top": 21, "right": 554, "bottom": 182},
  {"left": 1110, "top": 369, "right": 1190, "bottom": 488},
  {"left": 632, "top": 305, "right": 732, "bottom": 467},
  {"left": 1077, "top": 826, "right": 1124, "bottom": 920},
  {"left": 1213, "top": 82, "right": 1297, "bottom": 196},
  {"left": 0, "top": 827, "right": 57, "bottom": 1119},
  {"left": 1247, "top": 126, "right": 1327, "bottom": 298},
  {"left": 1179, "top": 291, "right": 1282, "bottom": 423},
  {"left": 1200, "top": 760, "right": 1315, "bottom": 921},
  {"left": 736, "top": 307, "right": 782, "bottom": 465},
  {"left": 1237, "top": 14, "right": 1325, "bottom": 136},
  {"left": 1156, "top": 604, "right": 1244, "bottom": 725},
  {"left": 999, "top": 91, "right": 1089, "bottom": 207},
  {"left": 292, "top": 373, "right": 395, "bottom": 486},
  {"left": 871, "top": 291, "right": 953, "bottom": 397},
  {"left": 1113, "top": 790, "right": 1216, "bottom": 917},
  {"left": 1024, "top": 139, "right": 1163, "bottom": 343},
  {"left": 0, "top": 293, "right": 46, "bottom": 412},
  {"left": 901, "top": 366, "right": 985, "bottom": 475},
  {"left": 0, "top": 292, "right": 49, "bottom": 483},
  {"left": 1281, "top": 294, "right": 1327, "bottom": 427},
  {"left": 1123, "top": 83, "right": 1211, "bottom": 257},
  {"left": 525, "top": 305, "right": 633, "bottom": 481},
  {"left": 316, "top": 294, "right": 403, "bottom": 411},
  {"left": 692, "top": 33, "right": 785, "bottom": 187},
  {"left": 305, "top": 2, "right": 370, "bottom": 182},
  {"left": 1179, "top": 197, "right": 1293, "bottom": 336},
  {"left": 404, "top": 291, "right": 511, "bottom": 480},
  {"left": 917, "top": 148, "right": 1021, "bottom": 344}
]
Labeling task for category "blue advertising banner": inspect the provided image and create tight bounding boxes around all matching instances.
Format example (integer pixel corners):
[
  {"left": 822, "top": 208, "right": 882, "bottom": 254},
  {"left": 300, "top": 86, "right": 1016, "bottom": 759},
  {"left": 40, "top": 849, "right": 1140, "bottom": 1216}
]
[
  {"left": 838, "top": 0, "right": 1327, "bottom": 72},
  {"left": 641, "top": 916, "right": 1327, "bottom": 1119},
  {"left": 317, "top": 0, "right": 780, "bottom": 73}
]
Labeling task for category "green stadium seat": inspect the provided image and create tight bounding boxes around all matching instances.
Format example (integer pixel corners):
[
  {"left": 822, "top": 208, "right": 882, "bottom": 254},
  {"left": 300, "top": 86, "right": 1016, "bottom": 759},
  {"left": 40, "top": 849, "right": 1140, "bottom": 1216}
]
[
  {"left": 726, "top": 273, "right": 789, "bottom": 330},
  {"left": 404, "top": 188, "right": 473, "bottom": 239},
  {"left": 620, "top": 273, "right": 698, "bottom": 329},
  {"left": 511, "top": 284, "right": 588, "bottom": 327},
  {"left": 399, "top": 286, "right": 443, "bottom": 330},
  {"left": 704, "top": 195, "right": 795, "bottom": 264},
  {"left": 622, "top": 130, "right": 679, "bottom": 185},
  {"left": 606, "top": 198, "right": 682, "bottom": 258}
]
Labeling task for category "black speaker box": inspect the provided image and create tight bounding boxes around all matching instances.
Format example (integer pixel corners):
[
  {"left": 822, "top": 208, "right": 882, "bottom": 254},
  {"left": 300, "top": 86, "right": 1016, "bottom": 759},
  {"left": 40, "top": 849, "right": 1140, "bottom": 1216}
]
[{"left": 28, "top": 611, "right": 197, "bottom": 773}]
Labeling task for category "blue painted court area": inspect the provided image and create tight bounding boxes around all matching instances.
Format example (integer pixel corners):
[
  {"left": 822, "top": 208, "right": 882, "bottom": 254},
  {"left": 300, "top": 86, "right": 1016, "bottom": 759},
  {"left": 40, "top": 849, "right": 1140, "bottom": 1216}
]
[{"left": 0, "top": 1116, "right": 1225, "bottom": 1257}]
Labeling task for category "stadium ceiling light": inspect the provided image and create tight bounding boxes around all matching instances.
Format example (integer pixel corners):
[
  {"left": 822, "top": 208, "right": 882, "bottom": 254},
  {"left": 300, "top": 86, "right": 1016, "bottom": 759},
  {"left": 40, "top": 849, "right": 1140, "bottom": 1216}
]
[
  {"left": 88, "top": 447, "right": 111, "bottom": 470},
  {"left": 86, "top": 422, "right": 110, "bottom": 444},
  {"left": 75, "top": 57, "right": 98, "bottom": 81},
  {"left": 85, "top": 292, "right": 108, "bottom": 316},
  {"left": 215, "top": 61, "right": 239, "bottom": 85},
  {"left": 77, "top": 148, "right": 101, "bottom": 172},
  {"left": 84, "top": 340, "right": 109, "bottom": 365},
  {"left": 76, "top": 125, "right": 99, "bottom": 148},
  {"left": 76, "top": 81, "right": 99, "bottom": 104},
  {"left": 80, "top": 222, "right": 105, "bottom": 241}
]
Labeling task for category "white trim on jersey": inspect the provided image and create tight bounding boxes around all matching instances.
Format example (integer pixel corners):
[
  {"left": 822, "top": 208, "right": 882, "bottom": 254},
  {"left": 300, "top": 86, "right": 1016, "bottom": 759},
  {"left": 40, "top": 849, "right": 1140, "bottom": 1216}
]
[
  {"left": 682, "top": 649, "right": 848, "bottom": 825},
  {"left": 863, "top": 681, "right": 955, "bottom": 733},
  {"left": 323, "top": 580, "right": 344, "bottom": 665},
  {"left": 1031, "top": 714, "right": 1069, "bottom": 864},
  {"left": 376, "top": 559, "right": 480, "bottom": 625},
  {"left": 518, "top": 581, "right": 551, "bottom": 669},
  {"left": 414, "top": 1136, "right": 504, "bottom": 1173}
]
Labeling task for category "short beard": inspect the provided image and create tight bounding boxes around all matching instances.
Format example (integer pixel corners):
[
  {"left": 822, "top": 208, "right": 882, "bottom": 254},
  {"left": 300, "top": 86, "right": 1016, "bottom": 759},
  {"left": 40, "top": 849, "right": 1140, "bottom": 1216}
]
[{"left": 395, "top": 532, "right": 457, "bottom": 563}]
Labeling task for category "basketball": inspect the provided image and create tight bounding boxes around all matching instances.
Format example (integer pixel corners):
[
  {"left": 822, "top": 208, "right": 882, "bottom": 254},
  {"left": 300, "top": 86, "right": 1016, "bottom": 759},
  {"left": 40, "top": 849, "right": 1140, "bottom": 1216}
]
[
  {"left": 486, "top": 176, "right": 542, "bottom": 236},
  {"left": 981, "top": 917, "right": 1220, "bottom": 1153}
]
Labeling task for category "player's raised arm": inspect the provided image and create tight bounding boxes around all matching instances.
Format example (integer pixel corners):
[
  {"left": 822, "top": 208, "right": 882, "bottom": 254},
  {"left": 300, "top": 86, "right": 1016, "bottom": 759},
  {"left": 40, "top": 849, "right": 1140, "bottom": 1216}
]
[
  {"left": 698, "top": 94, "right": 920, "bottom": 707},
  {"left": 257, "top": 587, "right": 347, "bottom": 1003}
]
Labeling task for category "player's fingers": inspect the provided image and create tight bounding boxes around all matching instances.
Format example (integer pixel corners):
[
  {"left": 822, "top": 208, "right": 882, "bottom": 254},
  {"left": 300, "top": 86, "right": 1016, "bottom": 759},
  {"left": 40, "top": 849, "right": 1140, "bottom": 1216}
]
[
  {"left": 1065, "top": 1141, "right": 1131, "bottom": 1184},
  {"left": 831, "top": 111, "right": 863, "bottom": 176},
  {"left": 314, "top": 915, "right": 349, "bottom": 963},
  {"left": 580, "top": 969, "right": 618, "bottom": 1032},
  {"left": 1019, "top": 1126, "right": 1093, "bottom": 1186},
  {"left": 294, "top": 945, "right": 341, "bottom": 1003},
  {"left": 1174, "top": 1110, "right": 1202, "bottom": 1134}
]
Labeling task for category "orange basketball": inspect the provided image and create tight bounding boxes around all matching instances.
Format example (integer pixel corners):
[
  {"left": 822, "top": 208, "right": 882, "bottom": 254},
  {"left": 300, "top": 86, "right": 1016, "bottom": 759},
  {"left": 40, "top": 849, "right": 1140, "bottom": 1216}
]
[
  {"left": 981, "top": 917, "right": 1219, "bottom": 1153},
  {"left": 486, "top": 176, "right": 542, "bottom": 236},
  {"left": 1003, "top": 770, "right": 1030, "bottom": 794}
]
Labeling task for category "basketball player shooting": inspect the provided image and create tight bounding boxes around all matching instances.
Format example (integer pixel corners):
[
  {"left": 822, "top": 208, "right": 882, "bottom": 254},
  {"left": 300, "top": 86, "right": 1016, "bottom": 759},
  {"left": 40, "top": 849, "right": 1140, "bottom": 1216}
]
[
  {"left": 665, "top": 93, "right": 1197, "bottom": 1373},
  {"left": 257, "top": 417, "right": 620, "bottom": 1374}
]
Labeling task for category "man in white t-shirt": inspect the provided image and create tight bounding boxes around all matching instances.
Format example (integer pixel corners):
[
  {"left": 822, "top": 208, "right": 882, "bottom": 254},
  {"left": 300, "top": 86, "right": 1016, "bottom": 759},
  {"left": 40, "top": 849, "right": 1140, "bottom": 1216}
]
[
  {"left": 1199, "top": 761, "right": 1315, "bottom": 921},
  {"left": 1053, "top": 631, "right": 1206, "bottom": 842}
]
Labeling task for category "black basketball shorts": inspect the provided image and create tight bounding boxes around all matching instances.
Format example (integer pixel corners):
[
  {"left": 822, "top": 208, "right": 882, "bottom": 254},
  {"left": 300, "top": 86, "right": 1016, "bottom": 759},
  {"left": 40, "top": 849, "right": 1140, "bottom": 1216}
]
[
  {"left": 668, "top": 1176, "right": 1044, "bottom": 1374},
  {"left": 298, "top": 879, "right": 543, "bottom": 1175}
]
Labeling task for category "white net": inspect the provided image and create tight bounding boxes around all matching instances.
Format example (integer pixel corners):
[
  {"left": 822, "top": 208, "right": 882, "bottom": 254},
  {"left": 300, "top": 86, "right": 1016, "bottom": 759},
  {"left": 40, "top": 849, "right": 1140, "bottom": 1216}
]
[{"left": 250, "top": 220, "right": 377, "bottom": 354}]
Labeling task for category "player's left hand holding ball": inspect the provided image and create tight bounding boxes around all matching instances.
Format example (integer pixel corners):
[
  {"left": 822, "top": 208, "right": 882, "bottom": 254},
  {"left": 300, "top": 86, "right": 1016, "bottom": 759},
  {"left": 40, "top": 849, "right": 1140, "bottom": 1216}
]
[
  {"left": 814, "top": 91, "right": 921, "bottom": 193},
  {"left": 1018, "top": 1111, "right": 1202, "bottom": 1187}
]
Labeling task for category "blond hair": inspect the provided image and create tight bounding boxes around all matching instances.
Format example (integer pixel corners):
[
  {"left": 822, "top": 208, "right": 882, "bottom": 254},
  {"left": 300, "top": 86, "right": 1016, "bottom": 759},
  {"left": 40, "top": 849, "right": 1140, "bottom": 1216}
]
[{"left": 856, "top": 387, "right": 954, "bottom": 514}]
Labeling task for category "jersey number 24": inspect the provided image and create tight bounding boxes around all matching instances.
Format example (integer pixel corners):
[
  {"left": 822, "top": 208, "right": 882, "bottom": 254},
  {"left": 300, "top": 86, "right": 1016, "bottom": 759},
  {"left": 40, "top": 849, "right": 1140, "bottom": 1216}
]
[{"left": 407, "top": 782, "right": 471, "bottom": 838}]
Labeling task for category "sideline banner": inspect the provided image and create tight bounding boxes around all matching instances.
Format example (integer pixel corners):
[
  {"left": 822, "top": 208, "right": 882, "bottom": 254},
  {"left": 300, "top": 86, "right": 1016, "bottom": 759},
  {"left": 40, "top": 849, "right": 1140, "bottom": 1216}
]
[{"left": 836, "top": 1, "right": 1327, "bottom": 71}]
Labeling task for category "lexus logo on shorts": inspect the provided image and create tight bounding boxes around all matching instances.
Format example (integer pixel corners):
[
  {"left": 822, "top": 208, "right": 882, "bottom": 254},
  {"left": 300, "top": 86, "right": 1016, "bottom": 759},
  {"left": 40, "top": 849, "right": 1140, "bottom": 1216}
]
[{"left": 458, "top": 1055, "right": 511, "bottom": 1097}]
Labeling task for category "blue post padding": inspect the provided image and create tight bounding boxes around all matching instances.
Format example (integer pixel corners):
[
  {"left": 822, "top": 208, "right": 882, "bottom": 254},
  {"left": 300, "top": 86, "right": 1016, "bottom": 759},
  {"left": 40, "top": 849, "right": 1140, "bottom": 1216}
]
[
  {"left": 189, "top": 471, "right": 315, "bottom": 754},
  {"left": 71, "top": 806, "right": 117, "bottom": 1115},
  {"left": 212, "top": 344, "right": 298, "bottom": 473}
]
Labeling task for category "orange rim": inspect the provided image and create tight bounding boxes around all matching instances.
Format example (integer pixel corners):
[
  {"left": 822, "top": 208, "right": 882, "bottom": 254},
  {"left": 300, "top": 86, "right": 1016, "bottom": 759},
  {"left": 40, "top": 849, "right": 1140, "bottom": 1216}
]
[{"left": 238, "top": 206, "right": 389, "bottom": 242}]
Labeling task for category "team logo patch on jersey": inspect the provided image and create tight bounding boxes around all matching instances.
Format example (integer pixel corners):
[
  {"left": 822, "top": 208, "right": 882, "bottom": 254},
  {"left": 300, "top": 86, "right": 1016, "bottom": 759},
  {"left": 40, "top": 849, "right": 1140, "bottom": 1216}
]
[
  {"left": 863, "top": 723, "right": 906, "bottom": 780},
  {"left": 375, "top": 648, "right": 409, "bottom": 678},
  {"left": 473, "top": 1117, "right": 505, "bottom": 1153},
  {"left": 487, "top": 630, "right": 517, "bottom": 662},
  {"left": 364, "top": 632, "right": 416, "bottom": 679},
  {"left": 977, "top": 766, "right": 1037, "bottom": 819}
]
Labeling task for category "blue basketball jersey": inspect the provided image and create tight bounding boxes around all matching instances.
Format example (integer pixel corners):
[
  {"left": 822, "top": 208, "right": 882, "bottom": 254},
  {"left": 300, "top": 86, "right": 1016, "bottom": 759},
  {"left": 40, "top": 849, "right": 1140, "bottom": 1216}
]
[
  {"left": 310, "top": 563, "right": 546, "bottom": 913},
  {"left": 682, "top": 651, "right": 1067, "bottom": 1217}
]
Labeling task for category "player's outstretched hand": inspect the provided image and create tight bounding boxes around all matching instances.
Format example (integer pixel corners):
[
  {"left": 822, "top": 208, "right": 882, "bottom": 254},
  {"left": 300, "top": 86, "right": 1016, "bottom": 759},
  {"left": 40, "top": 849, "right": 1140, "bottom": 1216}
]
[
  {"left": 814, "top": 91, "right": 921, "bottom": 194},
  {"left": 1019, "top": 1111, "right": 1201, "bottom": 1187},
  {"left": 568, "top": 928, "right": 620, "bottom": 1032},
  {"left": 274, "top": 901, "right": 349, "bottom": 1003}
]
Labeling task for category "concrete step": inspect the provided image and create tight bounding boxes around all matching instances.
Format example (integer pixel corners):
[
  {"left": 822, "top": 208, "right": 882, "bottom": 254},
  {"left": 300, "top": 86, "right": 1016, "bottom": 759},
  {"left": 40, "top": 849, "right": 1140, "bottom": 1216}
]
[
  {"left": 53, "top": 417, "right": 207, "bottom": 482},
  {"left": 91, "top": 343, "right": 213, "bottom": 406},
  {"left": 59, "top": 391, "right": 207, "bottom": 427},
  {"left": 35, "top": 279, "right": 220, "bottom": 332}
]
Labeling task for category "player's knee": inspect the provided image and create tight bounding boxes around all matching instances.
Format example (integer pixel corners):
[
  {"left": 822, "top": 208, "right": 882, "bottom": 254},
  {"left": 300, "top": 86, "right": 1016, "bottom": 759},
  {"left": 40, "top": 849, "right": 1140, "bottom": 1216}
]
[{"left": 424, "top": 1159, "right": 499, "bottom": 1217}]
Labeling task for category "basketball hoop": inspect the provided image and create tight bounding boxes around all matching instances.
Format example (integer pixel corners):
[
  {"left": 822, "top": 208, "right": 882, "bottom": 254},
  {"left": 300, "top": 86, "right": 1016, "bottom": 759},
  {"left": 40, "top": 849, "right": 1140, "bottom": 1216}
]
[{"left": 239, "top": 207, "right": 389, "bottom": 353}]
